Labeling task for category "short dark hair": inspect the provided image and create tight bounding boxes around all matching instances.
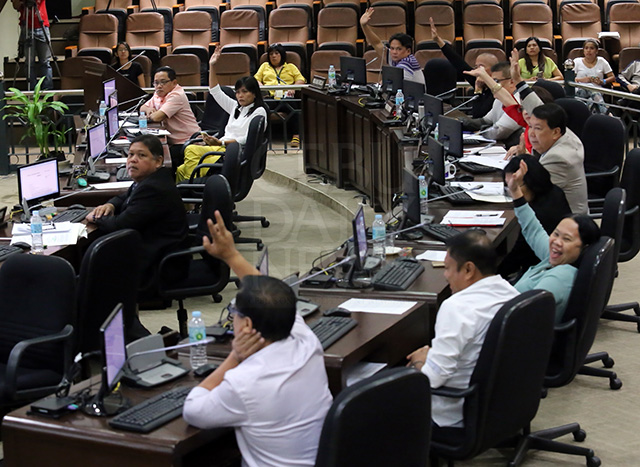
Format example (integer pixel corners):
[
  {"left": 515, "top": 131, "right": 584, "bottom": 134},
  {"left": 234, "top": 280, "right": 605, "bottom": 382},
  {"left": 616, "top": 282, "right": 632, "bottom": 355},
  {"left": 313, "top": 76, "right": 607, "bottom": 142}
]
[
  {"left": 491, "top": 61, "right": 511, "bottom": 79},
  {"left": 130, "top": 134, "right": 164, "bottom": 159},
  {"left": 446, "top": 230, "right": 497, "bottom": 276},
  {"left": 389, "top": 33, "right": 414, "bottom": 53},
  {"left": 235, "top": 76, "right": 265, "bottom": 115},
  {"left": 154, "top": 66, "right": 176, "bottom": 81},
  {"left": 531, "top": 103, "right": 567, "bottom": 135},
  {"left": 267, "top": 43, "right": 287, "bottom": 67},
  {"left": 503, "top": 154, "right": 554, "bottom": 198},
  {"left": 236, "top": 275, "right": 296, "bottom": 342}
]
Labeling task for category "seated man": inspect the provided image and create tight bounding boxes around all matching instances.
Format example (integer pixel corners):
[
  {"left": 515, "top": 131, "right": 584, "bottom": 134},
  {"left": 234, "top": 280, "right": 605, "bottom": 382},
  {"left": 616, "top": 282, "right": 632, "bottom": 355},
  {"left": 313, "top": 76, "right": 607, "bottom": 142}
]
[
  {"left": 617, "top": 60, "right": 640, "bottom": 110},
  {"left": 140, "top": 66, "right": 201, "bottom": 170},
  {"left": 183, "top": 211, "right": 333, "bottom": 467},
  {"left": 406, "top": 230, "right": 519, "bottom": 433},
  {"left": 86, "top": 134, "right": 190, "bottom": 292}
]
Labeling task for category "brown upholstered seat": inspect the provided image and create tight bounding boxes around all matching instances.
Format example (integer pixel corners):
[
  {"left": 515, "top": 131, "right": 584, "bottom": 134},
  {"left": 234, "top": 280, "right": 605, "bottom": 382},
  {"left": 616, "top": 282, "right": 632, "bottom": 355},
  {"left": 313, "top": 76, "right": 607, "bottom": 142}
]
[
  {"left": 219, "top": 9, "right": 261, "bottom": 72},
  {"left": 94, "top": 0, "right": 132, "bottom": 42},
  {"left": 268, "top": 8, "right": 311, "bottom": 76},
  {"left": 609, "top": 3, "right": 640, "bottom": 54},
  {"left": 619, "top": 47, "right": 640, "bottom": 70},
  {"left": 229, "top": 0, "right": 268, "bottom": 42},
  {"left": 215, "top": 52, "right": 252, "bottom": 85},
  {"left": 172, "top": 10, "right": 212, "bottom": 65},
  {"left": 364, "top": 5, "right": 407, "bottom": 45},
  {"left": 464, "top": 47, "right": 507, "bottom": 65},
  {"left": 364, "top": 49, "right": 387, "bottom": 83},
  {"left": 77, "top": 13, "right": 119, "bottom": 64},
  {"left": 126, "top": 12, "right": 166, "bottom": 65},
  {"left": 415, "top": 3, "right": 454, "bottom": 51},
  {"left": 317, "top": 7, "right": 358, "bottom": 56},
  {"left": 414, "top": 48, "right": 446, "bottom": 69},
  {"left": 309, "top": 50, "right": 351, "bottom": 79},
  {"left": 511, "top": 2, "right": 553, "bottom": 49},
  {"left": 161, "top": 54, "right": 202, "bottom": 86},
  {"left": 61, "top": 56, "right": 103, "bottom": 89},
  {"left": 463, "top": 3, "right": 504, "bottom": 51},
  {"left": 184, "top": 0, "right": 223, "bottom": 42},
  {"left": 134, "top": 55, "right": 153, "bottom": 87},
  {"left": 139, "top": 0, "right": 176, "bottom": 43}
]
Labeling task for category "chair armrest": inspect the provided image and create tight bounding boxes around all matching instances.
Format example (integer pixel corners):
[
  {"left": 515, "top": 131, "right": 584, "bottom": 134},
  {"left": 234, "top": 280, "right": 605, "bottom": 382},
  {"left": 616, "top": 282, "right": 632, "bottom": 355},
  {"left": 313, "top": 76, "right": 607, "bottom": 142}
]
[
  {"left": 554, "top": 318, "right": 577, "bottom": 334},
  {"left": 159, "top": 246, "right": 207, "bottom": 275},
  {"left": 65, "top": 45, "right": 78, "bottom": 58},
  {"left": 82, "top": 6, "right": 95, "bottom": 14},
  {"left": 5, "top": 324, "right": 74, "bottom": 398},
  {"left": 585, "top": 166, "right": 620, "bottom": 179},
  {"left": 431, "top": 383, "right": 477, "bottom": 399}
]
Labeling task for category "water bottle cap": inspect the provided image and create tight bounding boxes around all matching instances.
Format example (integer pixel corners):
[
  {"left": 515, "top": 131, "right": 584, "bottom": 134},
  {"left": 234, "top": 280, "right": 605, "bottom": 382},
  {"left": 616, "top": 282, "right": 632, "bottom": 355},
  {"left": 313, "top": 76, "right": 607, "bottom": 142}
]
[
  {"left": 375, "top": 214, "right": 382, "bottom": 219},
  {"left": 418, "top": 175, "right": 425, "bottom": 180},
  {"left": 32, "top": 210, "right": 39, "bottom": 215},
  {"left": 192, "top": 311, "right": 202, "bottom": 317}
]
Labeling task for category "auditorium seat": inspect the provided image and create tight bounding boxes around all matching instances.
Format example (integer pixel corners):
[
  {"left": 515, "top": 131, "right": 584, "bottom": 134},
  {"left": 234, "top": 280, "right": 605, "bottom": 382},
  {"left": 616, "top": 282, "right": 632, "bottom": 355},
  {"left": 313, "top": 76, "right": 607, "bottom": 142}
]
[
  {"left": 414, "top": 48, "right": 446, "bottom": 69},
  {"left": 363, "top": 5, "right": 406, "bottom": 45},
  {"left": 415, "top": 3, "right": 455, "bottom": 51},
  {"left": 135, "top": 54, "right": 153, "bottom": 86},
  {"left": 364, "top": 49, "right": 384, "bottom": 82},
  {"left": 276, "top": 0, "right": 315, "bottom": 34},
  {"left": 323, "top": 0, "right": 362, "bottom": 17},
  {"left": 608, "top": 3, "right": 640, "bottom": 61},
  {"left": 93, "top": 0, "right": 132, "bottom": 42},
  {"left": 566, "top": 47, "right": 611, "bottom": 62},
  {"left": 556, "top": 0, "right": 597, "bottom": 27},
  {"left": 268, "top": 8, "right": 311, "bottom": 75},
  {"left": 517, "top": 46, "right": 558, "bottom": 65},
  {"left": 172, "top": 10, "right": 213, "bottom": 67},
  {"left": 161, "top": 54, "right": 202, "bottom": 85},
  {"left": 219, "top": 9, "right": 261, "bottom": 73},
  {"left": 61, "top": 56, "right": 103, "bottom": 89},
  {"left": 229, "top": 0, "right": 268, "bottom": 42},
  {"left": 463, "top": 3, "right": 504, "bottom": 52},
  {"left": 185, "top": 0, "right": 222, "bottom": 42},
  {"left": 511, "top": 1, "right": 553, "bottom": 49},
  {"left": 464, "top": 47, "right": 507, "bottom": 65},
  {"left": 560, "top": 2, "right": 601, "bottom": 58},
  {"left": 310, "top": 49, "right": 351, "bottom": 79},
  {"left": 619, "top": 47, "right": 640, "bottom": 70},
  {"left": 216, "top": 51, "right": 252, "bottom": 85},
  {"left": 316, "top": 7, "right": 358, "bottom": 56},
  {"left": 75, "top": 13, "right": 119, "bottom": 64},
  {"left": 126, "top": 12, "right": 166, "bottom": 65},
  {"left": 139, "top": 0, "right": 176, "bottom": 43}
]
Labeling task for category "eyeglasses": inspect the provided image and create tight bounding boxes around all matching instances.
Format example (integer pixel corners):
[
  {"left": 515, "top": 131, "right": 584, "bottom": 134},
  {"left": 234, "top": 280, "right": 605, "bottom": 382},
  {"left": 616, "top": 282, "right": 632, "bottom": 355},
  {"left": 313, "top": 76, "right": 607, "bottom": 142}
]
[
  {"left": 153, "top": 79, "right": 171, "bottom": 87},
  {"left": 494, "top": 77, "right": 511, "bottom": 83},
  {"left": 227, "top": 301, "right": 244, "bottom": 319}
]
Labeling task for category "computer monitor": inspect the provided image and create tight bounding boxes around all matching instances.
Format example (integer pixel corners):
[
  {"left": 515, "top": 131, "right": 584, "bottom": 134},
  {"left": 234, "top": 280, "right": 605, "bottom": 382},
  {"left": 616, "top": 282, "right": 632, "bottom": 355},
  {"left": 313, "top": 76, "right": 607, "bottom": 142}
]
[
  {"left": 428, "top": 137, "right": 446, "bottom": 186},
  {"left": 256, "top": 246, "right": 269, "bottom": 276},
  {"left": 103, "top": 78, "right": 116, "bottom": 105},
  {"left": 109, "top": 90, "right": 118, "bottom": 109},
  {"left": 87, "top": 121, "right": 107, "bottom": 160},
  {"left": 402, "top": 168, "right": 420, "bottom": 225},
  {"left": 352, "top": 206, "right": 368, "bottom": 271},
  {"left": 106, "top": 106, "right": 119, "bottom": 139},
  {"left": 17, "top": 158, "right": 60, "bottom": 212},
  {"left": 423, "top": 94, "right": 443, "bottom": 131},
  {"left": 339, "top": 56, "right": 367, "bottom": 85},
  {"left": 437, "top": 115, "right": 463, "bottom": 159},
  {"left": 381, "top": 66, "right": 403, "bottom": 95},
  {"left": 403, "top": 80, "right": 426, "bottom": 112}
]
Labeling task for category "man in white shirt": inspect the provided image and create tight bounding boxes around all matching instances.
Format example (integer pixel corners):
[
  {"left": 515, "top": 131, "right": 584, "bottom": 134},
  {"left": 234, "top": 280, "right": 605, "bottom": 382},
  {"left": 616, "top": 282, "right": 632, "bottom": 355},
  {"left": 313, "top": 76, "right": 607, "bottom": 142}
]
[
  {"left": 182, "top": 211, "right": 333, "bottom": 467},
  {"left": 406, "top": 230, "right": 519, "bottom": 437}
]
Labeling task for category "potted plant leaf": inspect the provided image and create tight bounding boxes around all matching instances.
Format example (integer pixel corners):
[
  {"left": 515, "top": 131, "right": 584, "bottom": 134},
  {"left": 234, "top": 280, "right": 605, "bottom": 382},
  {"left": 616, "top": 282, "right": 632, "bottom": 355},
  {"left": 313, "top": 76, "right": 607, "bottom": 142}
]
[{"left": 3, "top": 77, "right": 70, "bottom": 160}]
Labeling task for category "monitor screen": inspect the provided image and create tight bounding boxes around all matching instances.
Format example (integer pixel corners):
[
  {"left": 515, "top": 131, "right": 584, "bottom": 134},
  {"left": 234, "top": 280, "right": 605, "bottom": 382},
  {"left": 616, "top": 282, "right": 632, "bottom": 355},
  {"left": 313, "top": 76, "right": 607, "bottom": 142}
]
[
  {"left": 428, "top": 137, "right": 446, "bottom": 186},
  {"left": 107, "top": 106, "right": 119, "bottom": 139},
  {"left": 256, "top": 246, "right": 269, "bottom": 276},
  {"left": 101, "top": 303, "right": 126, "bottom": 390},
  {"left": 17, "top": 158, "right": 60, "bottom": 207},
  {"left": 381, "top": 66, "right": 403, "bottom": 95},
  {"left": 340, "top": 56, "right": 367, "bottom": 85},
  {"left": 402, "top": 168, "right": 420, "bottom": 225},
  {"left": 437, "top": 115, "right": 463, "bottom": 159},
  {"left": 423, "top": 94, "right": 443, "bottom": 129},
  {"left": 103, "top": 78, "right": 116, "bottom": 105},
  {"left": 109, "top": 90, "right": 118, "bottom": 109},
  {"left": 88, "top": 122, "right": 107, "bottom": 159},
  {"left": 351, "top": 206, "right": 367, "bottom": 270},
  {"left": 403, "top": 80, "right": 426, "bottom": 111}
]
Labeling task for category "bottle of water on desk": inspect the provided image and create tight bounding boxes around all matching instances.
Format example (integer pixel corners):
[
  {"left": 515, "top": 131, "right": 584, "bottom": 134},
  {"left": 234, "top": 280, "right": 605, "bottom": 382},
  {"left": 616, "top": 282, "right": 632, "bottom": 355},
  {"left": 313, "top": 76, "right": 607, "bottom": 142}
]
[
  {"left": 139, "top": 111, "right": 147, "bottom": 130},
  {"left": 30, "top": 210, "right": 44, "bottom": 254},
  {"left": 395, "top": 89, "right": 404, "bottom": 118},
  {"left": 328, "top": 65, "right": 337, "bottom": 87},
  {"left": 99, "top": 100, "right": 107, "bottom": 118},
  {"left": 372, "top": 214, "right": 386, "bottom": 261},
  {"left": 189, "top": 311, "right": 207, "bottom": 370},
  {"left": 418, "top": 175, "right": 431, "bottom": 225}
]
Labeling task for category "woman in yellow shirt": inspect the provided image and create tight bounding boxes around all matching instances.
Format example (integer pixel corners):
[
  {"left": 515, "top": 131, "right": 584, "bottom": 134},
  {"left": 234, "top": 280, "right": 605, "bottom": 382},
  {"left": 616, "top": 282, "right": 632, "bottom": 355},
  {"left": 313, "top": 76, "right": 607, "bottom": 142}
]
[
  {"left": 517, "top": 37, "right": 563, "bottom": 81},
  {"left": 255, "top": 44, "right": 306, "bottom": 148}
]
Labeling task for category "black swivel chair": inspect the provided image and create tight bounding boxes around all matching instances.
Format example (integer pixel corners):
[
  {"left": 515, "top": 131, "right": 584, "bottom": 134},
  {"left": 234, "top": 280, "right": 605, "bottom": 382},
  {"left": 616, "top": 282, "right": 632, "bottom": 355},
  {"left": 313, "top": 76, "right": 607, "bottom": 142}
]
[
  {"left": 0, "top": 255, "right": 76, "bottom": 412},
  {"left": 76, "top": 229, "right": 143, "bottom": 355},
  {"left": 532, "top": 79, "right": 566, "bottom": 100},
  {"left": 315, "top": 367, "right": 431, "bottom": 467},
  {"left": 429, "top": 290, "right": 557, "bottom": 466},
  {"left": 555, "top": 98, "right": 591, "bottom": 137},
  {"left": 424, "top": 58, "right": 457, "bottom": 101},
  {"left": 158, "top": 174, "right": 233, "bottom": 337}
]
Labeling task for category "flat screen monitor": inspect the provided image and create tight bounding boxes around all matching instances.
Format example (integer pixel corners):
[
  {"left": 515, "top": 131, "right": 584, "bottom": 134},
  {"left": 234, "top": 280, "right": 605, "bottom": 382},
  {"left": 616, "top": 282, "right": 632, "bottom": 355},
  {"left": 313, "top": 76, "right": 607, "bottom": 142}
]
[
  {"left": 88, "top": 121, "right": 107, "bottom": 159},
  {"left": 352, "top": 206, "right": 367, "bottom": 270},
  {"left": 381, "top": 66, "right": 403, "bottom": 95},
  {"left": 423, "top": 94, "right": 443, "bottom": 130},
  {"left": 17, "top": 158, "right": 60, "bottom": 208},
  {"left": 339, "top": 56, "right": 367, "bottom": 85},
  {"left": 101, "top": 303, "right": 126, "bottom": 392},
  {"left": 402, "top": 168, "right": 420, "bottom": 225},
  {"left": 428, "top": 137, "right": 446, "bottom": 186},
  {"left": 437, "top": 115, "right": 463, "bottom": 159},
  {"left": 256, "top": 246, "right": 269, "bottom": 276},
  {"left": 403, "top": 80, "right": 426, "bottom": 111},
  {"left": 103, "top": 78, "right": 116, "bottom": 105},
  {"left": 109, "top": 90, "right": 118, "bottom": 109},
  {"left": 106, "top": 106, "right": 119, "bottom": 139}
]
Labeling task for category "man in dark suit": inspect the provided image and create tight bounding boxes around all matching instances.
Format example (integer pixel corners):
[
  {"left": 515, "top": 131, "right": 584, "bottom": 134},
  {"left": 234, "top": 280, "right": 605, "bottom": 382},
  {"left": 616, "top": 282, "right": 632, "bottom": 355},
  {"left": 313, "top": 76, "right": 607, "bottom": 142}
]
[{"left": 86, "top": 134, "right": 189, "bottom": 290}]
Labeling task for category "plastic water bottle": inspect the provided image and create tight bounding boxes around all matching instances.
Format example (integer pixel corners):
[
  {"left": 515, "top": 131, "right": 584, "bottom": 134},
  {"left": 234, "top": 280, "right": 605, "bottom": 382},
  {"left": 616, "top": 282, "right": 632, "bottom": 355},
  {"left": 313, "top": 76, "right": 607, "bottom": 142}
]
[
  {"left": 372, "top": 214, "right": 386, "bottom": 261},
  {"left": 189, "top": 311, "right": 207, "bottom": 370},
  {"left": 139, "top": 111, "right": 147, "bottom": 130},
  {"left": 418, "top": 175, "right": 430, "bottom": 225},
  {"left": 328, "top": 65, "right": 337, "bottom": 87},
  {"left": 395, "top": 89, "right": 404, "bottom": 118},
  {"left": 99, "top": 100, "right": 107, "bottom": 117},
  {"left": 30, "top": 210, "right": 44, "bottom": 254}
]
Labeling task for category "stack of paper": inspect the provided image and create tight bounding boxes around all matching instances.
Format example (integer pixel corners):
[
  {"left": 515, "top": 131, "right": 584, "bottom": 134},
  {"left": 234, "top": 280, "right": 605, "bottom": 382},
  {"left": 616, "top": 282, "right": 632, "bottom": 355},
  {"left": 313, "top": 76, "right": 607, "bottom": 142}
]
[
  {"left": 11, "top": 222, "right": 88, "bottom": 247},
  {"left": 449, "top": 182, "right": 512, "bottom": 203},
  {"left": 440, "top": 210, "right": 506, "bottom": 227}
]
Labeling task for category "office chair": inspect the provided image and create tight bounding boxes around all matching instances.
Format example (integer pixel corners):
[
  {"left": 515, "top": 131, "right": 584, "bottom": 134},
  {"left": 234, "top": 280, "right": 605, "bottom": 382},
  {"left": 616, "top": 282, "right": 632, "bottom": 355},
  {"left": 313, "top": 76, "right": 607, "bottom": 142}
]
[
  {"left": 76, "top": 229, "right": 143, "bottom": 356},
  {"left": 429, "top": 290, "right": 558, "bottom": 466},
  {"left": 0, "top": 255, "right": 76, "bottom": 411},
  {"left": 424, "top": 58, "right": 457, "bottom": 101},
  {"left": 554, "top": 98, "right": 591, "bottom": 138},
  {"left": 532, "top": 79, "right": 566, "bottom": 100},
  {"left": 314, "top": 367, "right": 431, "bottom": 467},
  {"left": 158, "top": 174, "right": 233, "bottom": 337}
]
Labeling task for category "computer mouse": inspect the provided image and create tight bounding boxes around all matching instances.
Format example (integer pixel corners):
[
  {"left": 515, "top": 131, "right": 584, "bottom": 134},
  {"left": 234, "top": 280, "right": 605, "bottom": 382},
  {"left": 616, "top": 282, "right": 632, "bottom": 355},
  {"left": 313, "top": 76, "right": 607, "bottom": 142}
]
[
  {"left": 323, "top": 307, "right": 351, "bottom": 317},
  {"left": 69, "top": 204, "right": 86, "bottom": 210},
  {"left": 458, "top": 174, "right": 475, "bottom": 182},
  {"left": 400, "top": 257, "right": 418, "bottom": 263},
  {"left": 13, "top": 242, "right": 31, "bottom": 251}
]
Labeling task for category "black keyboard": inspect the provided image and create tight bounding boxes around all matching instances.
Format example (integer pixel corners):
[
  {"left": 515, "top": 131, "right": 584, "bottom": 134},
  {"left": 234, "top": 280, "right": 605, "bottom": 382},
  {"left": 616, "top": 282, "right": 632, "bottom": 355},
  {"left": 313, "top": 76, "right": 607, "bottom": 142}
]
[
  {"left": 372, "top": 258, "right": 425, "bottom": 291},
  {"left": 310, "top": 316, "right": 357, "bottom": 350},
  {"left": 436, "top": 185, "right": 476, "bottom": 205},
  {"left": 109, "top": 385, "right": 192, "bottom": 433},
  {"left": 0, "top": 244, "right": 26, "bottom": 262},
  {"left": 463, "top": 137, "right": 490, "bottom": 145},
  {"left": 458, "top": 161, "right": 496, "bottom": 174},
  {"left": 421, "top": 223, "right": 462, "bottom": 242},
  {"left": 52, "top": 209, "right": 89, "bottom": 223}
]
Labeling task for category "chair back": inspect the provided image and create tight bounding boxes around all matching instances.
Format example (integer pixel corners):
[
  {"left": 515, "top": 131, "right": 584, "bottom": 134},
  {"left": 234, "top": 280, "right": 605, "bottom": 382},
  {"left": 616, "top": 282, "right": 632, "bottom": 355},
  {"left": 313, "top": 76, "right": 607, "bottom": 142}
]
[
  {"left": 415, "top": 4, "right": 455, "bottom": 48},
  {"left": 365, "top": 5, "right": 406, "bottom": 43},
  {"left": 316, "top": 7, "right": 358, "bottom": 55},
  {"left": 554, "top": 98, "right": 590, "bottom": 137},
  {"left": 61, "top": 56, "right": 103, "bottom": 89},
  {"left": 582, "top": 114, "right": 625, "bottom": 198},
  {"left": 532, "top": 79, "right": 565, "bottom": 99},
  {"left": 424, "top": 58, "right": 457, "bottom": 98},
  {"left": 309, "top": 50, "right": 351, "bottom": 79},
  {"left": 199, "top": 174, "right": 236, "bottom": 237},
  {"left": 78, "top": 13, "right": 119, "bottom": 63},
  {"left": 160, "top": 54, "right": 201, "bottom": 86},
  {"left": 314, "top": 367, "right": 431, "bottom": 467},
  {"left": 512, "top": 2, "right": 553, "bottom": 47},
  {"left": 215, "top": 52, "right": 252, "bottom": 85},
  {"left": 600, "top": 187, "right": 626, "bottom": 264},
  {"left": 126, "top": 12, "right": 164, "bottom": 63},
  {"left": 608, "top": 2, "right": 640, "bottom": 49},
  {"left": 76, "top": 229, "right": 141, "bottom": 353},
  {"left": 463, "top": 3, "right": 504, "bottom": 50},
  {"left": 618, "top": 149, "right": 640, "bottom": 261},
  {"left": 545, "top": 237, "right": 616, "bottom": 387},
  {"left": 220, "top": 9, "right": 260, "bottom": 47},
  {"left": 201, "top": 85, "right": 236, "bottom": 132},
  {"left": 134, "top": 54, "right": 153, "bottom": 87}
]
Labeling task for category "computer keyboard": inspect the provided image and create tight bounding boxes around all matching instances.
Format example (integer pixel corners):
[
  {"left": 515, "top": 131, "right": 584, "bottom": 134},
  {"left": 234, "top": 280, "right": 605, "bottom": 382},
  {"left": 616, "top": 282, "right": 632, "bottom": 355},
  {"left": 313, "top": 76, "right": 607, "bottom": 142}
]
[
  {"left": 372, "top": 258, "right": 425, "bottom": 291},
  {"left": 309, "top": 316, "right": 357, "bottom": 350},
  {"left": 109, "top": 385, "right": 193, "bottom": 433},
  {"left": 463, "top": 137, "right": 491, "bottom": 145},
  {"left": 0, "top": 244, "right": 26, "bottom": 262},
  {"left": 421, "top": 223, "right": 462, "bottom": 242},
  {"left": 436, "top": 185, "right": 476, "bottom": 205},
  {"left": 52, "top": 209, "right": 89, "bottom": 223},
  {"left": 457, "top": 161, "right": 496, "bottom": 174}
]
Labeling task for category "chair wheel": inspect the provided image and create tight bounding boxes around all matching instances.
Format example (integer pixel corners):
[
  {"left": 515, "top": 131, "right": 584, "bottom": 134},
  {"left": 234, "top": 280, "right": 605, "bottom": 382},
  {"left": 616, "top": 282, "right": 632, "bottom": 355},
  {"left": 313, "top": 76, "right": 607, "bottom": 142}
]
[
  {"left": 587, "top": 455, "right": 601, "bottom": 467},
  {"left": 213, "top": 294, "right": 223, "bottom": 303},
  {"left": 261, "top": 219, "right": 270, "bottom": 228},
  {"left": 603, "top": 357, "right": 615, "bottom": 368},
  {"left": 257, "top": 242, "right": 264, "bottom": 251},
  {"left": 610, "top": 378, "right": 622, "bottom": 390},
  {"left": 636, "top": 322, "right": 640, "bottom": 333},
  {"left": 573, "top": 429, "right": 587, "bottom": 442}
]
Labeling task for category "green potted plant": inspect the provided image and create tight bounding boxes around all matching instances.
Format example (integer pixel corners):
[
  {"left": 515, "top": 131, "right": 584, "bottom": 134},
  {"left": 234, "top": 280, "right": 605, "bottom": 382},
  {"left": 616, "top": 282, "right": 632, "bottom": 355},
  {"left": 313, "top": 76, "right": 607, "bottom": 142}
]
[{"left": 3, "top": 77, "right": 70, "bottom": 160}]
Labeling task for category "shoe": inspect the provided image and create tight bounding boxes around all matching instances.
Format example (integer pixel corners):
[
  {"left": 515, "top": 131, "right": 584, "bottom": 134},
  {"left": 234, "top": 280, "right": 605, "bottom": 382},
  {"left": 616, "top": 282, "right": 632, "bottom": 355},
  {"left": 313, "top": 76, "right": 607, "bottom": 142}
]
[{"left": 290, "top": 136, "right": 300, "bottom": 148}]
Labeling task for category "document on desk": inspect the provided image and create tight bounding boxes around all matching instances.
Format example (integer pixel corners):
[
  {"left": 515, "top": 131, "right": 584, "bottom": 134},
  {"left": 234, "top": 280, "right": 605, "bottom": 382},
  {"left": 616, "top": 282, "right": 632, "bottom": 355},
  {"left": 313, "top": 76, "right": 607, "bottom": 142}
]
[
  {"left": 449, "top": 182, "right": 511, "bottom": 203},
  {"left": 128, "top": 128, "right": 171, "bottom": 136},
  {"left": 11, "top": 222, "right": 87, "bottom": 247},
  {"left": 339, "top": 298, "right": 417, "bottom": 315},
  {"left": 458, "top": 154, "right": 508, "bottom": 170},
  {"left": 416, "top": 250, "right": 447, "bottom": 262},
  {"left": 104, "top": 157, "right": 128, "bottom": 164},
  {"left": 441, "top": 210, "right": 506, "bottom": 227},
  {"left": 91, "top": 181, "right": 134, "bottom": 190}
]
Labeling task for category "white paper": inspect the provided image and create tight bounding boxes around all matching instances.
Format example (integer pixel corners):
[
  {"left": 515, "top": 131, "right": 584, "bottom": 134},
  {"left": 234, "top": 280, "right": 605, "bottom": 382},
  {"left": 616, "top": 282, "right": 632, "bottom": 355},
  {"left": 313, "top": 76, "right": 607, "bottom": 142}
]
[
  {"left": 449, "top": 181, "right": 506, "bottom": 196},
  {"left": 458, "top": 155, "right": 508, "bottom": 170},
  {"left": 467, "top": 192, "right": 512, "bottom": 203},
  {"left": 91, "top": 181, "right": 134, "bottom": 190},
  {"left": 11, "top": 223, "right": 88, "bottom": 247},
  {"left": 441, "top": 210, "right": 506, "bottom": 226},
  {"left": 463, "top": 134, "right": 495, "bottom": 143},
  {"left": 12, "top": 221, "right": 73, "bottom": 235},
  {"left": 127, "top": 128, "right": 171, "bottom": 136},
  {"left": 338, "top": 298, "right": 417, "bottom": 315},
  {"left": 416, "top": 250, "right": 447, "bottom": 262},
  {"left": 345, "top": 362, "right": 387, "bottom": 387},
  {"left": 104, "top": 157, "right": 127, "bottom": 164}
]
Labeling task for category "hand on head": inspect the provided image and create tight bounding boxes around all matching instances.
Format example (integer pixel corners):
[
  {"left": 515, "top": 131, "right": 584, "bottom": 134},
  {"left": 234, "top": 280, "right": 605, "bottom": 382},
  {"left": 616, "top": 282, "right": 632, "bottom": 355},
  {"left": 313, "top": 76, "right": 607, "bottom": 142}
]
[{"left": 231, "top": 327, "right": 264, "bottom": 363}]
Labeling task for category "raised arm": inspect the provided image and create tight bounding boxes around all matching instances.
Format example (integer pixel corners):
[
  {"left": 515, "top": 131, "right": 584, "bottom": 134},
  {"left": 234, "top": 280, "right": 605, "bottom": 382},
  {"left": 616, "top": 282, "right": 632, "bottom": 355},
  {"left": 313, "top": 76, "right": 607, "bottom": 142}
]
[
  {"left": 360, "top": 8, "right": 384, "bottom": 59},
  {"left": 209, "top": 47, "right": 222, "bottom": 89}
]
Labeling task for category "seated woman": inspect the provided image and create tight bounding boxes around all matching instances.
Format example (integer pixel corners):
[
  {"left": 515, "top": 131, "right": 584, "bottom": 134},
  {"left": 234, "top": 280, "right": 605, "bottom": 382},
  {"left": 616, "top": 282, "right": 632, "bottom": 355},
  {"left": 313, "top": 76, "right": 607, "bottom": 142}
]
[
  {"left": 255, "top": 43, "right": 306, "bottom": 148},
  {"left": 360, "top": 8, "right": 425, "bottom": 85},
  {"left": 508, "top": 160, "right": 600, "bottom": 322},
  {"left": 498, "top": 154, "right": 572, "bottom": 279},
  {"left": 177, "top": 48, "right": 267, "bottom": 182},
  {"left": 517, "top": 37, "right": 563, "bottom": 81},
  {"left": 112, "top": 41, "right": 145, "bottom": 88},
  {"left": 573, "top": 38, "right": 615, "bottom": 114}
]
